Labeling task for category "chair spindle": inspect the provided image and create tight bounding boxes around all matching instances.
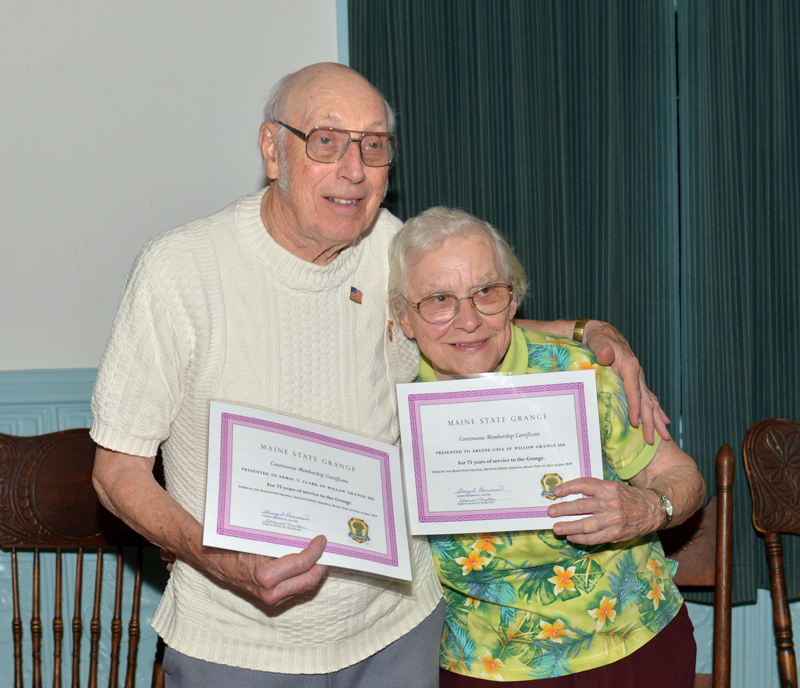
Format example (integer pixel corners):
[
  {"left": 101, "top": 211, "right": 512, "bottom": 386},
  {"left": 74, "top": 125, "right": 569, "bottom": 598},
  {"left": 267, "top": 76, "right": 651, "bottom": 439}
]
[
  {"left": 54, "top": 548, "right": 64, "bottom": 688},
  {"left": 12, "top": 548, "right": 23, "bottom": 688},
  {"left": 88, "top": 549, "right": 103, "bottom": 688},
  {"left": 72, "top": 549, "right": 84, "bottom": 688},
  {"left": 32, "top": 549, "right": 42, "bottom": 688}
]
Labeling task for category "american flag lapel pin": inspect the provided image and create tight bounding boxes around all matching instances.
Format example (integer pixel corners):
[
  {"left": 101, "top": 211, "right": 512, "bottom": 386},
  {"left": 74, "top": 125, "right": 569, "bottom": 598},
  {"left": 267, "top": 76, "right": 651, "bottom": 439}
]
[{"left": 349, "top": 286, "right": 363, "bottom": 304}]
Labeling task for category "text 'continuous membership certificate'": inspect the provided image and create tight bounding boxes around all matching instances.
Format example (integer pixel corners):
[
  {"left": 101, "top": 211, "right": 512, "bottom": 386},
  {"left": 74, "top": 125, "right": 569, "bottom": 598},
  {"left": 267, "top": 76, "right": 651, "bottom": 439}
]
[
  {"left": 203, "top": 401, "right": 411, "bottom": 581},
  {"left": 397, "top": 370, "right": 604, "bottom": 535}
]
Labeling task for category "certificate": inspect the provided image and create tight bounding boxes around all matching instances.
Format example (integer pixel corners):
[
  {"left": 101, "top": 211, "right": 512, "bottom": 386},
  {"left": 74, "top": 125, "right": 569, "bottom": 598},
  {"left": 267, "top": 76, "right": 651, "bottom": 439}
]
[
  {"left": 396, "top": 370, "right": 604, "bottom": 535},
  {"left": 203, "top": 401, "right": 412, "bottom": 581}
]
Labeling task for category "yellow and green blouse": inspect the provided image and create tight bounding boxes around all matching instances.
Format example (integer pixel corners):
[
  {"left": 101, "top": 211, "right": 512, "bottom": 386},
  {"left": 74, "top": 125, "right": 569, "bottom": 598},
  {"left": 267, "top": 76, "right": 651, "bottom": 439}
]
[{"left": 423, "top": 327, "right": 682, "bottom": 682}]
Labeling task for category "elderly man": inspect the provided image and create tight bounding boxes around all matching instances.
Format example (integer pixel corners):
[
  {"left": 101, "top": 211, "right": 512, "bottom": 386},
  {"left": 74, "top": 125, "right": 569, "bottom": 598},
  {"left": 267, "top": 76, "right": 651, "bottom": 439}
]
[{"left": 91, "top": 63, "right": 668, "bottom": 687}]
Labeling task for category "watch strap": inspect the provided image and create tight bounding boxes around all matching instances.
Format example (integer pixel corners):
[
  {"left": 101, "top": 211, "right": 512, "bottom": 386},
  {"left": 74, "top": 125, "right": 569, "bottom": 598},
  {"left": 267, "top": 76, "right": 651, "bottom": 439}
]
[{"left": 648, "top": 487, "right": 673, "bottom": 529}]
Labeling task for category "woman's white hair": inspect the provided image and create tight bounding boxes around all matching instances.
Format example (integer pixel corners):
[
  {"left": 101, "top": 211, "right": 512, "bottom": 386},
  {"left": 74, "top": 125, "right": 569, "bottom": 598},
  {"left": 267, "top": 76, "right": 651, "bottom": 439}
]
[{"left": 388, "top": 206, "right": 529, "bottom": 318}]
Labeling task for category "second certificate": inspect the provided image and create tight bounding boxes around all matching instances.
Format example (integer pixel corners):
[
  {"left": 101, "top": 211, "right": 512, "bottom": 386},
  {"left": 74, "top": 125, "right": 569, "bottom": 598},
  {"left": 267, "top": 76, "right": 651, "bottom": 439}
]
[{"left": 397, "top": 370, "right": 604, "bottom": 535}]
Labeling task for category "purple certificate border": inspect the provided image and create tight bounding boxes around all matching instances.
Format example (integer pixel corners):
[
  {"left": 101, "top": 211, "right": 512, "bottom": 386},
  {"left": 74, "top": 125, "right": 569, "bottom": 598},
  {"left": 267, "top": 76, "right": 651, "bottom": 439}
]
[
  {"left": 407, "top": 382, "right": 591, "bottom": 523},
  {"left": 216, "top": 413, "right": 399, "bottom": 567}
]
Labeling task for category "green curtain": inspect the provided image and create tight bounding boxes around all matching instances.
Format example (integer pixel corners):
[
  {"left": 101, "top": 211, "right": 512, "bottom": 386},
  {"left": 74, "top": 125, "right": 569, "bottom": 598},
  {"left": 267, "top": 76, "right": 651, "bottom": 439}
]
[
  {"left": 350, "top": 0, "right": 681, "bottom": 423},
  {"left": 678, "top": 0, "right": 800, "bottom": 602},
  {"left": 351, "top": 0, "right": 800, "bottom": 604}
]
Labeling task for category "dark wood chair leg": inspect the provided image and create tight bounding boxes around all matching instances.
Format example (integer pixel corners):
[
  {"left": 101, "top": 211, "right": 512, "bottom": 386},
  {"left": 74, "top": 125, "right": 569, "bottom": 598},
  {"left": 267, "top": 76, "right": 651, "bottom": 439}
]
[
  {"left": 765, "top": 532, "right": 798, "bottom": 688},
  {"left": 712, "top": 445, "right": 734, "bottom": 688}
]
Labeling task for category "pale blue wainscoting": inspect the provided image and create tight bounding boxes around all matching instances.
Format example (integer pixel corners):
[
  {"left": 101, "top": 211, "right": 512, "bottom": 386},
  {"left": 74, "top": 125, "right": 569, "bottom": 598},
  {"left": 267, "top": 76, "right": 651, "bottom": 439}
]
[
  {"left": 0, "top": 369, "right": 165, "bottom": 688},
  {"left": 1, "top": 369, "right": 798, "bottom": 686}
]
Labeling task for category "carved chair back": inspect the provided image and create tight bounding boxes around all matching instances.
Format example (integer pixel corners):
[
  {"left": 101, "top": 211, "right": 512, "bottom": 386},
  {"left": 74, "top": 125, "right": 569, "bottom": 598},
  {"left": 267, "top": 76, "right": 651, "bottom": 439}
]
[
  {"left": 743, "top": 418, "right": 800, "bottom": 688},
  {"left": 659, "top": 444, "right": 735, "bottom": 688},
  {"left": 0, "top": 429, "right": 165, "bottom": 688}
]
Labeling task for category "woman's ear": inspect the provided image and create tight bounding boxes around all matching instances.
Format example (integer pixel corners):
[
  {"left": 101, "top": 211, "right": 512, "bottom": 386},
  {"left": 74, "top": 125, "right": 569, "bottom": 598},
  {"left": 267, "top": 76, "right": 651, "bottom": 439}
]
[
  {"left": 508, "top": 292, "right": 518, "bottom": 321},
  {"left": 397, "top": 310, "right": 416, "bottom": 341}
]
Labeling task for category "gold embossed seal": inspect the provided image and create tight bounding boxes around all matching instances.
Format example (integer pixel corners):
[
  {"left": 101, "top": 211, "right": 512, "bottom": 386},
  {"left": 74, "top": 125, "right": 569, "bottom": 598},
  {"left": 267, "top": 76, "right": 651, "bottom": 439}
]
[{"left": 540, "top": 473, "right": 563, "bottom": 501}]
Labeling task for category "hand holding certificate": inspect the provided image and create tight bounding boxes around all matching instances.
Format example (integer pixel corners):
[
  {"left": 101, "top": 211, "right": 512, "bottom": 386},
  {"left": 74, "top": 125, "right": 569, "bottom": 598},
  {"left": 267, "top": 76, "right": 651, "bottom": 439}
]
[
  {"left": 204, "top": 401, "right": 412, "bottom": 581},
  {"left": 397, "top": 370, "right": 604, "bottom": 535}
]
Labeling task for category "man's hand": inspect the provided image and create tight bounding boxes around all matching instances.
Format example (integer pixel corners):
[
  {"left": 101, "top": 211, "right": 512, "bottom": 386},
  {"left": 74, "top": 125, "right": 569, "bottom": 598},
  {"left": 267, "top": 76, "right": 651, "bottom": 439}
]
[
  {"left": 202, "top": 536, "right": 329, "bottom": 607},
  {"left": 581, "top": 320, "right": 671, "bottom": 444},
  {"left": 159, "top": 537, "right": 328, "bottom": 606},
  {"left": 94, "top": 446, "right": 328, "bottom": 607}
]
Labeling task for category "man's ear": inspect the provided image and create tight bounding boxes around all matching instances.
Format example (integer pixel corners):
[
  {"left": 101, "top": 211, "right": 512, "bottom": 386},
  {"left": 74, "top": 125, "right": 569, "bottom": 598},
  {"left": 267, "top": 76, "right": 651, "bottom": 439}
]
[{"left": 259, "top": 121, "right": 280, "bottom": 180}]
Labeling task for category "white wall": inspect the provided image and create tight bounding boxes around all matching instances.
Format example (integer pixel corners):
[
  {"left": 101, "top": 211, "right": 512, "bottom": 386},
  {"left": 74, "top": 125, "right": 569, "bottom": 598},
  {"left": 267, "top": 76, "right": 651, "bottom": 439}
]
[{"left": 0, "top": 0, "right": 339, "bottom": 371}]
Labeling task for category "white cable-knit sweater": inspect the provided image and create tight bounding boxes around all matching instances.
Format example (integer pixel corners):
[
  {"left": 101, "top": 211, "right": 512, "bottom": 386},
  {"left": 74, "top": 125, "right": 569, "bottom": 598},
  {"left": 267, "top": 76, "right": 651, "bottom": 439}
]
[{"left": 91, "top": 189, "right": 442, "bottom": 673}]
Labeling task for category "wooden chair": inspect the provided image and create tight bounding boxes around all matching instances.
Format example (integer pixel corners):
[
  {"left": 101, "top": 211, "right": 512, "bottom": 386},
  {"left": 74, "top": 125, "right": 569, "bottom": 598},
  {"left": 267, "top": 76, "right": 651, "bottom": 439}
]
[
  {"left": 0, "top": 428, "right": 165, "bottom": 688},
  {"left": 659, "top": 443, "right": 735, "bottom": 688},
  {"left": 743, "top": 418, "right": 800, "bottom": 688}
]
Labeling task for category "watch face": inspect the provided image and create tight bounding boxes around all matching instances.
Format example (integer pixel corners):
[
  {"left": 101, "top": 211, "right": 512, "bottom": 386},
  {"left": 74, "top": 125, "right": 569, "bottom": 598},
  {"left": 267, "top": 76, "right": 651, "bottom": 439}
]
[{"left": 664, "top": 498, "right": 674, "bottom": 517}]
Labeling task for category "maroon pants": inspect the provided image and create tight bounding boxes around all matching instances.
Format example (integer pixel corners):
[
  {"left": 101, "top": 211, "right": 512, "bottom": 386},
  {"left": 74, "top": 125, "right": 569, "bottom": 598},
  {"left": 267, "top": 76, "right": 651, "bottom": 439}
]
[{"left": 439, "top": 603, "right": 696, "bottom": 688}]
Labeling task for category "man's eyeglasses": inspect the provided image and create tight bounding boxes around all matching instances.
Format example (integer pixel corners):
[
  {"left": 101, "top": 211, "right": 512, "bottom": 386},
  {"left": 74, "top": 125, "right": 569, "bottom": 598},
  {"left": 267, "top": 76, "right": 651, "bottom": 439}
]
[
  {"left": 275, "top": 121, "right": 398, "bottom": 167},
  {"left": 406, "top": 284, "right": 514, "bottom": 325}
]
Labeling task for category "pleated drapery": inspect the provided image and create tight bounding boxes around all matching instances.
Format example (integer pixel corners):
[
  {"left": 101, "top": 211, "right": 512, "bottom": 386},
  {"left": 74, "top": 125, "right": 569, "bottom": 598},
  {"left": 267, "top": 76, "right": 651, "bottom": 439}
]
[
  {"left": 678, "top": 1, "right": 800, "bottom": 603},
  {"left": 350, "top": 0, "right": 800, "bottom": 604},
  {"left": 351, "top": 0, "right": 681, "bottom": 419}
]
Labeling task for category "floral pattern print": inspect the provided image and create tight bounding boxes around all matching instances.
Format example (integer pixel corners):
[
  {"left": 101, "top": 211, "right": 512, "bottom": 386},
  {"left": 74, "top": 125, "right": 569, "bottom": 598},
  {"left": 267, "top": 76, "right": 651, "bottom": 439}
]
[{"left": 432, "top": 328, "right": 682, "bottom": 681}]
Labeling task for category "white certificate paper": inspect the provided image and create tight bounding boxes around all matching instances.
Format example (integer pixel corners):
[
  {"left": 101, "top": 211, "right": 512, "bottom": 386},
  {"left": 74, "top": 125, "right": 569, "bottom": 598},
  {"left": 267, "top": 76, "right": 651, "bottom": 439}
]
[
  {"left": 203, "top": 401, "right": 412, "bottom": 581},
  {"left": 397, "top": 370, "right": 604, "bottom": 535}
]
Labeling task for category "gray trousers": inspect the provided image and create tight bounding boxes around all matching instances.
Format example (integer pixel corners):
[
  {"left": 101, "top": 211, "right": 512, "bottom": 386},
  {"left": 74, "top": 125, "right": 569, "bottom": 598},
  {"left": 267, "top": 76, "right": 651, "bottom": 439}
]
[{"left": 163, "top": 599, "right": 445, "bottom": 688}]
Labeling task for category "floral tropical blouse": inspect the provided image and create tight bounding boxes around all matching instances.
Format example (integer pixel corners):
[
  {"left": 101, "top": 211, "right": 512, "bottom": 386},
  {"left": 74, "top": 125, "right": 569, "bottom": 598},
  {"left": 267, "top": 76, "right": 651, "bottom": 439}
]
[{"left": 421, "top": 328, "right": 682, "bottom": 682}]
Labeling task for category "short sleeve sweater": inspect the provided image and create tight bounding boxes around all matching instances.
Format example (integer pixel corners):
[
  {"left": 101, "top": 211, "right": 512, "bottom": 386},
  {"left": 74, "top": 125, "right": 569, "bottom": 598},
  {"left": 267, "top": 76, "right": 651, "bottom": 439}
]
[{"left": 91, "top": 189, "right": 442, "bottom": 673}]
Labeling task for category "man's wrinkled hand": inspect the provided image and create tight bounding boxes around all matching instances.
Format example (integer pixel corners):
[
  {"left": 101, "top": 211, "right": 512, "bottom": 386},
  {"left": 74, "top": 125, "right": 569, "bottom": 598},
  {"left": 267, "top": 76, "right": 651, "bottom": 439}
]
[
  {"left": 205, "top": 534, "right": 329, "bottom": 607},
  {"left": 581, "top": 320, "right": 671, "bottom": 444}
]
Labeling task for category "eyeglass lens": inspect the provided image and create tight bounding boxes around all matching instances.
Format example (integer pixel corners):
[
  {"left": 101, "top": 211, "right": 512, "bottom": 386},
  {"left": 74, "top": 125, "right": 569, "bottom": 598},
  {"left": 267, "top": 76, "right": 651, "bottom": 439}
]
[
  {"left": 417, "top": 286, "right": 512, "bottom": 323},
  {"left": 307, "top": 129, "right": 395, "bottom": 167}
]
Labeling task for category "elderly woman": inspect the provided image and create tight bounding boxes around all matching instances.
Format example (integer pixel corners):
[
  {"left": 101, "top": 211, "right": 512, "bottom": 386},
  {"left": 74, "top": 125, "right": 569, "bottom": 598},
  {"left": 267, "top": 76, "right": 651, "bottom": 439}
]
[{"left": 388, "top": 207, "right": 705, "bottom": 688}]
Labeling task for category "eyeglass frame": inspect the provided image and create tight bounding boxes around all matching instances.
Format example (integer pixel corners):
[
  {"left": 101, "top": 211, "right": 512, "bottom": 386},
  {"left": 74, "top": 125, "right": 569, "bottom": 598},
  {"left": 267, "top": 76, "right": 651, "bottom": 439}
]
[
  {"left": 274, "top": 121, "right": 398, "bottom": 167},
  {"left": 404, "top": 283, "right": 515, "bottom": 325}
]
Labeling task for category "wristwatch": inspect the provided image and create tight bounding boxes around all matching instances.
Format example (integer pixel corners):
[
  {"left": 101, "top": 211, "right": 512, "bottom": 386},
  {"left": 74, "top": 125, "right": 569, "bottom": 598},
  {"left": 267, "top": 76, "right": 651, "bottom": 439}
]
[{"left": 648, "top": 488, "right": 674, "bottom": 529}]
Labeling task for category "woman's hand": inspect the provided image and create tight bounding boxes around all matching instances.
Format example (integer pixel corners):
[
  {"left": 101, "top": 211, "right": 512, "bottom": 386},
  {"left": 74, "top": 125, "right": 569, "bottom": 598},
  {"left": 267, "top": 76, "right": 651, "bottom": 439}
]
[
  {"left": 547, "top": 477, "right": 664, "bottom": 546},
  {"left": 546, "top": 438, "right": 706, "bottom": 546},
  {"left": 581, "top": 320, "right": 671, "bottom": 444}
]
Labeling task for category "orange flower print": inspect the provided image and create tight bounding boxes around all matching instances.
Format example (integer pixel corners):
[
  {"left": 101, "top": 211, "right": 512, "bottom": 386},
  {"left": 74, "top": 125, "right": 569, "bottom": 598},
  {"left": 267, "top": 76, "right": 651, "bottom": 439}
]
[
  {"left": 574, "top": 356, "right": 600, "bottom": 379},
  {"left": 472, "top": 533, "right": 503, "bottom": 555},
  {"left": 548, "top": 565, "right": 577, "bottom": 595},
  {"left": 546, "top": 336, "right": 575, "bottom": 347},
  {"left": 479, "top": 651, "right": 506, "bottom": 680},
  {"left": 587, "top": 596, "right": 618, "bottom": 631},
  {"left": 646, "top": 558, "right": 663, "bottom": 579},
  {"left": 647, "top": 580, "right": 666, "bottom": 610},
  {"left": 536, "top": 619, "right": 577, "bottom": 644},
  {"left": 464, "top": 595, "right": 481, "bottom": 609},
  {"left": 455, "top": 549, "right": 490, "bottom": 575}
]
